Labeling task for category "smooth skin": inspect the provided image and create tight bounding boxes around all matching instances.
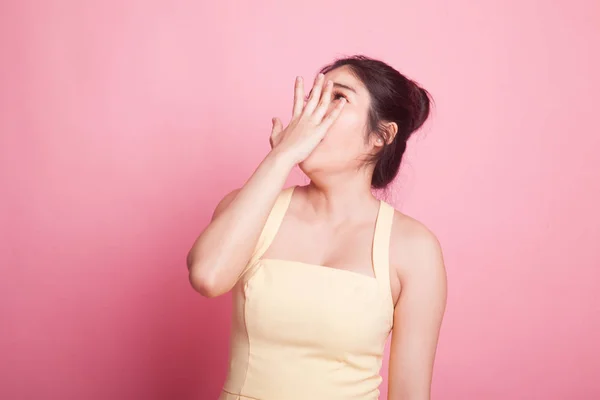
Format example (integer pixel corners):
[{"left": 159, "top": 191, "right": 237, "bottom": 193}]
[{"left": 187, "top": 69, "right": 447, "bottom": 400}]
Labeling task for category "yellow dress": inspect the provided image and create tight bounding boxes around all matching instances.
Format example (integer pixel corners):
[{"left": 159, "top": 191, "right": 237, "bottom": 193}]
[{"left": 218, "top": 186, "right": 395, "bottom": 400}]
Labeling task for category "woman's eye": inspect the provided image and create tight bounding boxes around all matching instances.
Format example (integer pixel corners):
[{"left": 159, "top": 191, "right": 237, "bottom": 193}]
[
  {"left": 303, "top": 92, "right": 346, "bottom": 102},
  {"left": 333, "top": 92, "right": 348, "bottom": 101}
]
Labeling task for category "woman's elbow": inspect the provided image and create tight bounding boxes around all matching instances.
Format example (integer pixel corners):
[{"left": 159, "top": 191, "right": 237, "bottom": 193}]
[{"left": 188, "top": 263, "right": 228, "bottom": 298}]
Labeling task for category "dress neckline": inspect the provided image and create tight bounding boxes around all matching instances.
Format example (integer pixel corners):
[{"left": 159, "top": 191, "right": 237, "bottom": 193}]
[
  {"left": 259, "top": 258, "right": 380, "bottom": 281},
  {"left": 257, "top": 185, "right": 388, "bottom": 281}
]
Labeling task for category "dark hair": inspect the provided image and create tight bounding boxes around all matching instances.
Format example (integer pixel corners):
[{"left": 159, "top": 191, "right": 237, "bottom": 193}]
[{"left": 319, "top": 55, "right": 432, "bottom": 189}]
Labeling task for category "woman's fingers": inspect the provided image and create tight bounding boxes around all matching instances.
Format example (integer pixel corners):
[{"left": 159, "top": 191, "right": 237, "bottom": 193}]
[
  {"left": 270, "top": 117, "right": 283, "bottom": 148},
  {"left": 311, "top": 80, "right": 333, "bottom": 122},
  {"left": 292, "top": 76, "right": 304, "bottom": 118},
  {"left": 320, "top": 98, "right": 346, "bottom": 130},
  {"left": 303, "top": 73, "right": 325, "bottom": 115},
  {"left": 271, "top": 117, "right": 283, "bottom": 135}
]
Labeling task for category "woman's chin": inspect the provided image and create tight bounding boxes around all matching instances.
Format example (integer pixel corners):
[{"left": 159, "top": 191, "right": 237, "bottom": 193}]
[
  {"left": 298, "top": 152, "right": 320, "bottom": 174},
  {"left": 299, "top": 155, "right": 336, "bottom": 181}
]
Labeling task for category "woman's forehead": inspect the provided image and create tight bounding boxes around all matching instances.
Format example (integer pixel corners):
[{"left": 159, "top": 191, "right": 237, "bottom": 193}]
[{"left": 324, "top": 66, "right": 367, "bottom": 94}]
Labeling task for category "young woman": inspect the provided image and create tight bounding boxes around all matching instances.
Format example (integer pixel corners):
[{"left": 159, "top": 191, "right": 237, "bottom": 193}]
[{"left": 187, "top": 55, "right": 447, "bottom": 400}]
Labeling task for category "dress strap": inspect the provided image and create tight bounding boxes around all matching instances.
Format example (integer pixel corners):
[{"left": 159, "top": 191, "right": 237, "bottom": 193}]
[
  {"left": 242, "top": 185, "right": 296, "bottom": 278},
  {"left": 372, "top": 200, "right": 395, "bottom": 305}
]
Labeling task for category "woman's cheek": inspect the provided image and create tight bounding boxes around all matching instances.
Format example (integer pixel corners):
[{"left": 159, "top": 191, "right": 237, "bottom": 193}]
[{"left": 334, "top": 108, "right": 360, "bottom": 130}]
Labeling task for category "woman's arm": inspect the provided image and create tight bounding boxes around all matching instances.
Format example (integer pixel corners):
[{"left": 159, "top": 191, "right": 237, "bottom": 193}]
[
  {"left": 388, "top": 226, "right": 447, "bottom": 400},
  {"left": 186, "top": 151, "right": 294, "bottom": 297},
  {"left": 186, "top": 74, "right": 345, "bottom": 298}
]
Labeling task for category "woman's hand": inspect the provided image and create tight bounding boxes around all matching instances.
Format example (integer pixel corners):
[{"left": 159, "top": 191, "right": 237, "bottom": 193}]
[{"left": 269, "top": 73, "right": 346, "bottom": 165}]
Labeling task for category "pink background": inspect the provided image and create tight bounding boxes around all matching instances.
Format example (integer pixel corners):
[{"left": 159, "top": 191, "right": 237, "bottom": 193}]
[{"left": 2, "top": 1, "right": 599, "bottom": 399}]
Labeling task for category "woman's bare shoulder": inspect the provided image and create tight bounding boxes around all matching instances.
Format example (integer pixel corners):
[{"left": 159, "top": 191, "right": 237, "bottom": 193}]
[
  {"left": 211, "top": 188, "right": 242, "bottom": 221},
  {"left": 388, "top": 208, "right": 445, "bottom": 279}
]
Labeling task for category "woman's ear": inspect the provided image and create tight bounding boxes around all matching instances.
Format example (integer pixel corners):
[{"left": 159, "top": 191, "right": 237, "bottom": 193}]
[
  {"left": 373, "top": 122, "right": 398, "bottom": 148},
  {"left": 384, "top": 122, "right": 398, "bottom": 144}
]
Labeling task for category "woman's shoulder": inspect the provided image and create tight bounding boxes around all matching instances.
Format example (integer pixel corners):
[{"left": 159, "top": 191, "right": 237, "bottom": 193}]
[
  {"left": 390, "top": 209, "right": 439, "bottom": 246},
  {"left": 211, "top": 185, "right": 294, "bottom": 222},
  {"left": 388, "top": 208, "right": 445, "bottom": 279},
  {"left": 211, "top": 188, "right": 242, "bottom": 221}
]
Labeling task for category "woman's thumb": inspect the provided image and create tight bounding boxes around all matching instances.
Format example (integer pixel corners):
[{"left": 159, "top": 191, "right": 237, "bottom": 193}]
[{"left": 271, "top": 117, "right": 283, "bottom": 135}]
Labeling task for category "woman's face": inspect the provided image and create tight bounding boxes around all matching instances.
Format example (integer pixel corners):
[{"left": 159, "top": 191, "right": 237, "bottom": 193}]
[{"left": 299, "top": 66, "right": 378, "bottom": 179}]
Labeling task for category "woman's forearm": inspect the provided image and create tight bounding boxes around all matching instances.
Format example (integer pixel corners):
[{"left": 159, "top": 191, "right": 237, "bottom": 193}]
[{"left": 187, "top": 150, "right": 294, "bottom": 297}]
